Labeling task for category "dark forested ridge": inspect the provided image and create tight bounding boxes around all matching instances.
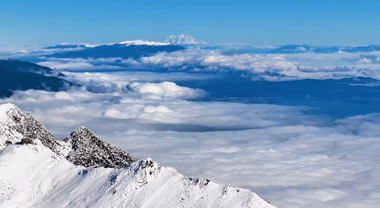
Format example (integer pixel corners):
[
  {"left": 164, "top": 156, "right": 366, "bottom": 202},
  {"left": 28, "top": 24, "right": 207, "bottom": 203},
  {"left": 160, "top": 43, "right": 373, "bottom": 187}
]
[
  {"left": 0, "top": 59, "right": 73, "bottom": 97},
  {"left": 48, "top": 44, "right": 185, "bottom": 59}
]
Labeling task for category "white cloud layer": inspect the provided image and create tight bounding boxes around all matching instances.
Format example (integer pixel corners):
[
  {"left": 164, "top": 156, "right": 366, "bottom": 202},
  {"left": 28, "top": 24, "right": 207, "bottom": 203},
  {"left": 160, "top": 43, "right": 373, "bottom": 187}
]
[
  {"left": 1, "top": 76, "right": 380, "bottom": 207},
  {"left": 4, "top": 47, "right": 380, "bottom": 207},
  {"left": 35, "top": 49, "right": 380, "bottom": 81},
  {"left": 139, "top": 50, "right": 380, "bottom": 80}
]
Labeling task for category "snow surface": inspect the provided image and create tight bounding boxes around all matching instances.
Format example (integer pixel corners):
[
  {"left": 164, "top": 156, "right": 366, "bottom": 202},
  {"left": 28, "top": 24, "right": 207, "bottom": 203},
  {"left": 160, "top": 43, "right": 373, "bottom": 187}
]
[
  {"left": 0, "top": 103, "right": 275, "bottom": 208},
  {"left": 0, "top": 103, "right": 16, "bottom": 122},
  {"left": 0, "top": 143, "right": 274, "bottom": 208},
  {"left": 119, "top": 40, "right": 169, "bottom": 46},
  {"left": 0, "top": 103, "right": 27, "bottom": 150}
]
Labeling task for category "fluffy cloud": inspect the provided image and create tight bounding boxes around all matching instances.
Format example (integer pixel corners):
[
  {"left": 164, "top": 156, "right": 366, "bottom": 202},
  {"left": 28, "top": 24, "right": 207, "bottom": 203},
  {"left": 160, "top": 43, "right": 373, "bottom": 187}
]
[
  {"left": 60, "top": 72, "right": 209, "bottom": 99},
  {"left": 128, "top": 82, "right": 206, "bottom": 99}
]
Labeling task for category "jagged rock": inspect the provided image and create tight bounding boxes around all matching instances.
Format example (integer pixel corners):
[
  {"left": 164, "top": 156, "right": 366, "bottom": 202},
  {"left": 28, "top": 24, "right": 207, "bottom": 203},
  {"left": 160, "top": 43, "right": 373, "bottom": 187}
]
[
  {"left": 0, "top": 103, "right": 61, "bottom": 153},
  {"left": 0, "top": 103, "right": 136, "bottom": 169},
  {"left": 64, "top": 126, "right": 137, "bottom": 168},
  {"left": 17, "top": 138, "right": 34, "bottom": 145}
]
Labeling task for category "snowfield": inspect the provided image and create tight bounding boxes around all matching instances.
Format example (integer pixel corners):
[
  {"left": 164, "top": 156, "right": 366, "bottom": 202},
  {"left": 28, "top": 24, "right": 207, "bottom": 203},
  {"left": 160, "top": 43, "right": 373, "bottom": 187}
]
[{"left": 0, "top": 103, "right": 275, "bottom": 208}]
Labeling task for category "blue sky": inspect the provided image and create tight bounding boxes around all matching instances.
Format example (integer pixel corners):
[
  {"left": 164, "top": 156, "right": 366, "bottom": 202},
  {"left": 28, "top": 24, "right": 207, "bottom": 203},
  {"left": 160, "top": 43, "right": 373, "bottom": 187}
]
[{"left": 1, "top": 0, "right": 380, "bottom": 46}]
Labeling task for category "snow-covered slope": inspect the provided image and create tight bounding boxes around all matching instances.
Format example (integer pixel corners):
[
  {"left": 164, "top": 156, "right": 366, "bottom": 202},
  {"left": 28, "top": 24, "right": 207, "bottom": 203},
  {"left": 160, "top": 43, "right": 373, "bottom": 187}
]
[
  {"left": 165, "top": 34, "right": 208, "bottom": 45},
  {"left": 0, "top": 103, "right": 275, "bottom": 208}
]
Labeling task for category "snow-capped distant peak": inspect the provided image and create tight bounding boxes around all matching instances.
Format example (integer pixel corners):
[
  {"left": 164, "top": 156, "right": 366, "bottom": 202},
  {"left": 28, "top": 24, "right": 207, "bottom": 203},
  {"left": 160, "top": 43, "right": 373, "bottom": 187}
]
[
  {"left": 165, "top": 34, "right": 208, "bottom": 45},
  {"left": 119, "top": 40, "right": 169, "bottom": 46}
]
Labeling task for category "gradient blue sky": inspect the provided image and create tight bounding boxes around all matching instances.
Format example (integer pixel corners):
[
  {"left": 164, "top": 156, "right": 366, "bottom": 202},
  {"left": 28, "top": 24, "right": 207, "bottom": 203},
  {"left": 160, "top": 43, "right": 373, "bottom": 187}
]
[{"left": 1, "top": 0, "right": 380, "bottom": 46}]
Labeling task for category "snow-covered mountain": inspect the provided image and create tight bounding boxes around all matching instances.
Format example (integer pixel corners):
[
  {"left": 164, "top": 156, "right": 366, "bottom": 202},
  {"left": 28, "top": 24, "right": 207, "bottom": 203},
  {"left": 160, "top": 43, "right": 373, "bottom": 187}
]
[
  {"left": 46, "top": 40, "right": 169, "bottom": 50},
  {"left": 0, "top": 103, "right": 275, "bottom": 208},
  {"left": 165, "top": 34, "right": 208, "bottom": 45},
  {"left": 0, "top": 103, "right": 137, "bottom": 169}
]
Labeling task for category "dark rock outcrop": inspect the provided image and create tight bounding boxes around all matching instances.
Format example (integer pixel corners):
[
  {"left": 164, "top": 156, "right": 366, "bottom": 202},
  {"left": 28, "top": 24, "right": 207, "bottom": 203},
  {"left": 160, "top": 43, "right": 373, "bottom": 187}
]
[{"left": 64, "top": 126, "right": 137, "bottom": 168}]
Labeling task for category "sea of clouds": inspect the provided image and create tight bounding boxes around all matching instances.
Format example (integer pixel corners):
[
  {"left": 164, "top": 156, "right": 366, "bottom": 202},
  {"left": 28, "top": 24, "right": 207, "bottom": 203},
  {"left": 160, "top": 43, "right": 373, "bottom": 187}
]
[
  {"left": 0, "top": 71, "right": 379, "bottom": 208},
  {"left": 35, "top": 48, "right": 380, "bottom": 81},
  {"left": 2, "top": 48, "right": 380, "bottom": 207}
]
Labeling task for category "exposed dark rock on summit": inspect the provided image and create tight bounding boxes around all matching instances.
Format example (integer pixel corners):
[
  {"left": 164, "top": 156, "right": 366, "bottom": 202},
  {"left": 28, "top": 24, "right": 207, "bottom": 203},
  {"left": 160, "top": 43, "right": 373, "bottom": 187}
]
[{"left": 64, "top": 126, "right": 137, "bottom": 168}]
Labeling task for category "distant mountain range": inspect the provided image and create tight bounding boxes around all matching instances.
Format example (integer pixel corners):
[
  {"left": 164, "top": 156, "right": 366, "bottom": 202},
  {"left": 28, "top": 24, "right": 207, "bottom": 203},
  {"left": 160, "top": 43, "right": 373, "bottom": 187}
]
[
  {"left": 165, "top": 34, "right": 208, "bottom": 45},
  {"left": 46, "top": 35, "right": 207, "bottom": 59},
  {"left": 45, "top": 43, "right": 92, "bottom": 50},
  {"left": 47, "top": 43, "right": 184, "bottom": 59},
  {"left": 268, "top": 44, "right": 380, "bottom": 53},
  {"left": 0, "top": 59, "right": 72, "bottom": 98},
  {"left": 42, "top": 40, "right": 380, "bottom": 61}
]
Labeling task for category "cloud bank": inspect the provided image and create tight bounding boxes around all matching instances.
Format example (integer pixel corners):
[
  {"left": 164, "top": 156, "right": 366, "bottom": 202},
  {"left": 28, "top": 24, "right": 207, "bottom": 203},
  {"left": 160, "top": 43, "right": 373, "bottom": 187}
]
[{"left": 35, "top": 49, "right": 380, "bottom": 81}]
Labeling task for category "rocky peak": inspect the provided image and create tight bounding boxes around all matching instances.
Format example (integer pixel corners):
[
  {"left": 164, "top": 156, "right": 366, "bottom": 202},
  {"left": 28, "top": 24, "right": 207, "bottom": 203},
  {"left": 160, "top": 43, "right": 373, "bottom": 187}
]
[
  {"left": 1, "top": 103, "right": 137, "bottom": 169},
  {"left": 0, "top": 103, "right": 61, "bottom": 152},
  {"left": 64, "top": 126, "right": 137, "bottom": 168}
]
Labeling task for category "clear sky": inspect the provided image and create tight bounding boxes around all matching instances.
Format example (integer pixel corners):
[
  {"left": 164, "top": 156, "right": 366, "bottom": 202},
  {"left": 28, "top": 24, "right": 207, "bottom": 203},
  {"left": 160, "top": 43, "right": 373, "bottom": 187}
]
[{"left": 1, "top": 0, "right": 380, "bottom": 46}]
